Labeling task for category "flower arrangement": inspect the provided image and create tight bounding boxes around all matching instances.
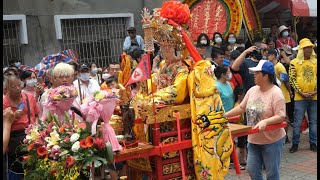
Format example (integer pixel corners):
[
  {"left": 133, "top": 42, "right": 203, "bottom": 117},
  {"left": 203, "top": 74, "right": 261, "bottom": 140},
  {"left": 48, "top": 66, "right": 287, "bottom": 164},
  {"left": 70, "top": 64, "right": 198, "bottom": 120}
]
[
  {"left": 48, "top": 85, "right": 78, "bottom": 101},
  {"left": 42, "top": 85, "right": 78, "bottom": 121},
  {"left": 81, "top": 91, "right": 123, "bottom": 152},
  {"left": 81, "top": 91, "right": 118, "bottom": 133},
  {"left": 22, "top": 112, "right": 113, "bottom": 180}
]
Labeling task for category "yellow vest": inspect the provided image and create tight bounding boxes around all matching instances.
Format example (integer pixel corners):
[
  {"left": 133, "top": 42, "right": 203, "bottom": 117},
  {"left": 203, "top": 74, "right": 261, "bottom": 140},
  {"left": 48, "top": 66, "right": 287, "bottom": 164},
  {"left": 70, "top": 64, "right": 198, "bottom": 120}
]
[{"left": 289, "top": 58, "right": 317, "bottom": 100}]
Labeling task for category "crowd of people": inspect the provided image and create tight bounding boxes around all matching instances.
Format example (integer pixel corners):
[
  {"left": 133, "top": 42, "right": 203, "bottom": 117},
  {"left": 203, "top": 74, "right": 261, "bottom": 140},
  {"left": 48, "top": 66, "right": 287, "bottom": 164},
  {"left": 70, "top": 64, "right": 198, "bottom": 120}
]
[
  {"left": 195, "top": 25, "right": 317, "bottom": 179},
  {"left": 3, "top": 23, "right": 317, "bottom": 180}
]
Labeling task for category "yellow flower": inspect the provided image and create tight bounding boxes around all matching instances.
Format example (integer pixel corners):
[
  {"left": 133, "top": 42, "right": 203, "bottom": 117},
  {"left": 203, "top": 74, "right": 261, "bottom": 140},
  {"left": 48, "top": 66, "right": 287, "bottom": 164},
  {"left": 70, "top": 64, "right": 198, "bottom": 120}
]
[
  {"left": 45, "top": 130, "right": 61, "bottom": 147},
  {"left": 53, "top": 94, "right": 63, "bottom": 100},
  {"left": 94, "top": 92, "right": 105, "bottom": 101},
  {"left": 26, "top": 128, "right": 40, "bottom": 141}
]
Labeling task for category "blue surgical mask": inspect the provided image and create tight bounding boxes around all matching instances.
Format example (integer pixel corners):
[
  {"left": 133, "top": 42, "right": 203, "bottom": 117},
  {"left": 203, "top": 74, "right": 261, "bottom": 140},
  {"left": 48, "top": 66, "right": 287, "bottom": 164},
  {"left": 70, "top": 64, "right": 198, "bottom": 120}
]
[
  {"left": 282, "top": 31, "right": 289, "bottom": 37},
  {"left": 15, "top": 62, "right": 21, "bottom": 67},
  {"left": 91, "top": 67, "right": 98, "bottom": 74},
  {"left": 79, "top": 73, "right": 90, "bottom": 81},
  {"left": 228, "top": 38, "right": 236, "bottom": 44},
  {"left": 215, "top": 37, "right": 222, "bottom": 43}
]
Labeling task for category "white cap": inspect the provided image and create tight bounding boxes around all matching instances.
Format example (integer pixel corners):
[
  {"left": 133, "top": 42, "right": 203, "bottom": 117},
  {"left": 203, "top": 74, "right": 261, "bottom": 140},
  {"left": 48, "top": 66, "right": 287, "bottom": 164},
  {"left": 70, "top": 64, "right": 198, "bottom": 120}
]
[
  {"left": 292, "top": 45, "right": 299, "bottom": 51},
  {"left": 248, "top": 60, "right": 275, "bottom": 75},
  {"left": 278, "top": 25, "right": 289, "bottom": 33}
]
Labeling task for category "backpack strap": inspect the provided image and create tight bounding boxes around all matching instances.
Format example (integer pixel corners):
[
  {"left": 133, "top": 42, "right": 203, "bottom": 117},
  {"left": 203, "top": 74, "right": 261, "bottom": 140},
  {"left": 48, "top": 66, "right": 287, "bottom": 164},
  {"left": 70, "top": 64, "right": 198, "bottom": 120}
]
[{"left": 231, "top": 71, "right": 240, "bottom": 87}]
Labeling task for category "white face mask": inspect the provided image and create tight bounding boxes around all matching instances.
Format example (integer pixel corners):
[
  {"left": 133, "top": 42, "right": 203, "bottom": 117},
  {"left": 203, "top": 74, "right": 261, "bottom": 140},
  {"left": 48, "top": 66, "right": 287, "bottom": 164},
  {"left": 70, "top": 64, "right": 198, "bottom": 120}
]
[
  {"left": 226, "top": 73, "right": 232, "bottom": 80},
  {"left": 215, "top": 37, "right": 222, "bottom": 43},
  {"left": 91, "top": 67, "right": 98, "bottom": 74},
  {"left": 200, "top": 40, "right": 207, "bottom": 45},
  {"left": 102, "top": 73, "right": 111, "bottom": 80},
  {"left": 282, "top": 31, "right": 289, "bottom": 37},
  {"left": 79, "top": 73, "right": 90, "bottom": 81},
  {"left": 26, "top": 79, "right": 37, "bottom": 87}
]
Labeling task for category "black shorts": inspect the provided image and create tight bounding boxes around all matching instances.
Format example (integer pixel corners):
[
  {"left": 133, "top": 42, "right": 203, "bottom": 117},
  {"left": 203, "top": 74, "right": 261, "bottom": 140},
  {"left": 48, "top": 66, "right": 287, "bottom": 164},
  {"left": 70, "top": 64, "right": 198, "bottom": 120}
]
[{"left": 108, "top": 161, "right": 125, "bottom": 171}]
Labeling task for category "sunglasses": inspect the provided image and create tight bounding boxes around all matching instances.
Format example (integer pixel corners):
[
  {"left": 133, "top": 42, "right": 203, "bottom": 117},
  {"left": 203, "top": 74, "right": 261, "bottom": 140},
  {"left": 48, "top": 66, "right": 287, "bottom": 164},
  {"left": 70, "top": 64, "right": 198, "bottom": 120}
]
[{"left": 128, "top": 31, "right": 135, "bottom": 34}]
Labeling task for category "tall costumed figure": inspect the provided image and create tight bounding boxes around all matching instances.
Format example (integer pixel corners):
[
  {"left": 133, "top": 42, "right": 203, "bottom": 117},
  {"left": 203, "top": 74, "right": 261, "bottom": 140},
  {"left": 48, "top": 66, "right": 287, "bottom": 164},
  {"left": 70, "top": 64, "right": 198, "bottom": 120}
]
[{"left": 136, "top": 1, "right": 234, "bottom": 179}]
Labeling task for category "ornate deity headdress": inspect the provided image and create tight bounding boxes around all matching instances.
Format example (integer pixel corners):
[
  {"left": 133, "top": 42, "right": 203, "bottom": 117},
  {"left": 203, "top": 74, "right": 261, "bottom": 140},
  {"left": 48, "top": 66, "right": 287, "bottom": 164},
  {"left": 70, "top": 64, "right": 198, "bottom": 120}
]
[
  {"left": 141, "top": 1, "right": 202, "bottom": 62},
  {"left": 141, "top": 1, "right": 190, "bottom": 53}
]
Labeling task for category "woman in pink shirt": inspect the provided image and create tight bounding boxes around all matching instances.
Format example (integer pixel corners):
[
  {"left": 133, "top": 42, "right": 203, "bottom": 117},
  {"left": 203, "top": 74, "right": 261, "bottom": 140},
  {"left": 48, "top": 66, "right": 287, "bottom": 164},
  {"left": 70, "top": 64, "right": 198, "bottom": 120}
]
[
  {"left": 276, "top": 25, "right": 296, "bottom": 49},
  {"left": 3, "top": 75, "right": 40, "bottom": 179},
  {"left": 225, "top": 60, "right": 286, "bottom": 180}
]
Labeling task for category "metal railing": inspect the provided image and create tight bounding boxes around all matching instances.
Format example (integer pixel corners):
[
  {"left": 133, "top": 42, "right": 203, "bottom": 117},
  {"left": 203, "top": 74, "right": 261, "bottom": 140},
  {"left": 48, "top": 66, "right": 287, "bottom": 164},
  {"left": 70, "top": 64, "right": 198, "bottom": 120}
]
[
  {"left": 3, "top": 20, "right": 23, "bottom": 67},
  {"left": 60, "top": 17, "right": 128, "bottom": 68}
]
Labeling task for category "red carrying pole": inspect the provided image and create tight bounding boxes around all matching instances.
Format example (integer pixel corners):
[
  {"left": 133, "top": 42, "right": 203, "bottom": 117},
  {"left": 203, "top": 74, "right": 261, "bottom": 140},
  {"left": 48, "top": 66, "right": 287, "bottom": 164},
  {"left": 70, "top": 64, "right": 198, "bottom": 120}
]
[
  {"left": 232, "top": 122, "right": 288, "bottom": 138},
  {"left": 231, "top": 122, "right": 288, "bottom": 175},
  {"left": 228, "top": 115, "right": 240, "bottom": 123},
  {"left": 230, "top": 135, "right": 241, "bottom": 175},
  {"left": 167, "top": 19, "right": 202, "bottom": 62},
  {"left": 175, "top": 112, "right": 186, "bottom": 180}
]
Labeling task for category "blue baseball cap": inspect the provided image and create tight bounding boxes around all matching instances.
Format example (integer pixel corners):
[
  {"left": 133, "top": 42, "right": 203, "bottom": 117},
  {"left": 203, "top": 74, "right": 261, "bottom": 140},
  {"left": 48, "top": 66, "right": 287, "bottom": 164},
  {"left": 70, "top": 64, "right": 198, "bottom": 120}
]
[{"left": 248, "top": 60, "right": 275, "bottom": 75}]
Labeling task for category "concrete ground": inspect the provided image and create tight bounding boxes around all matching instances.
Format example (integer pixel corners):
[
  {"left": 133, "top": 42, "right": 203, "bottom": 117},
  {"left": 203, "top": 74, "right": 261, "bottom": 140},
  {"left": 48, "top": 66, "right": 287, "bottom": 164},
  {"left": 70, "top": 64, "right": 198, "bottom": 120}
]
[{"left": 225, "top": 126, "right": 317, "bottom": 180}]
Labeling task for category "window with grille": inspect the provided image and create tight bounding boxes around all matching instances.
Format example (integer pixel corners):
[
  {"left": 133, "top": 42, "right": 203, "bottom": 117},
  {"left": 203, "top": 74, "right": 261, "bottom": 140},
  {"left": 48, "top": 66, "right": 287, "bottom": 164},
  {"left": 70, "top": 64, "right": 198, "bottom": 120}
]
[
  {"left": 59, "top": 16, "right": 130, "bottom": 68},
  {"left": 262, "top": 28, "right": 271, "bottom": 37},
  {"left": 3, "top": 20, "right": 23, "bottom": 67}
]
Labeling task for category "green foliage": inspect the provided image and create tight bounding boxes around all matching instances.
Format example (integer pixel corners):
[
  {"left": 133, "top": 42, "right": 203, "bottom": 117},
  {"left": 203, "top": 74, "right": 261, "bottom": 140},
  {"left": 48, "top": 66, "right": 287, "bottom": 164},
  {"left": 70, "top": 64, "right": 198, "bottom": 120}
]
[{"left": 22, "top": 112, "right": 113, "bottom": 180}]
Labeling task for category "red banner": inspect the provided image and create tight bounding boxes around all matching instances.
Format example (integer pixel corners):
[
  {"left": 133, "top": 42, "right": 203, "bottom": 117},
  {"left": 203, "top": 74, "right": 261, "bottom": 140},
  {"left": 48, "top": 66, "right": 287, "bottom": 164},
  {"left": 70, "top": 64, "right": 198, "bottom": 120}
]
[
  {"left": 188, "top": 0, "right": 228, "bottom": 41},
  {"left": 241, "top": 0, "right": 261, "bottom": 32},
  {"left": 125, "top": 54, "right": 151, "bottom": 87},
  {"left": 186, "top": 0, "right": 243, "bottom": 41}
]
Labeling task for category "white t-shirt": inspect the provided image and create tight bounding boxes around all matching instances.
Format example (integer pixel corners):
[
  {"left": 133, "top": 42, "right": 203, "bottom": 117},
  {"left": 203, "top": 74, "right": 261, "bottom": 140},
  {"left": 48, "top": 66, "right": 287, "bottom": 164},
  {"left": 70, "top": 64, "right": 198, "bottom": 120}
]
[
  {"left": 73, "top": 79, "right": 100, "bottom": 105},
  {"left": 90, "top": 74, "right": 101, "bottom": 84}
]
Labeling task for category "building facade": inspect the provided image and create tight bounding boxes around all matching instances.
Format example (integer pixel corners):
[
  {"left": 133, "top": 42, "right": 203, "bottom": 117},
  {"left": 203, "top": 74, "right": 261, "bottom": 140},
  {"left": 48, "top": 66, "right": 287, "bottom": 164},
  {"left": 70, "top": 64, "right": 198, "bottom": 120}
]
[{"left": 3, "top": 0, "right": 168, "bottom": 67}]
